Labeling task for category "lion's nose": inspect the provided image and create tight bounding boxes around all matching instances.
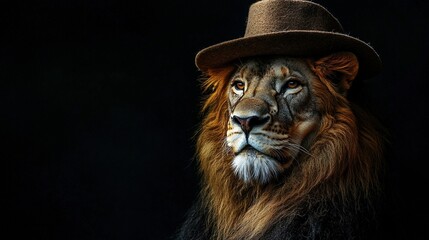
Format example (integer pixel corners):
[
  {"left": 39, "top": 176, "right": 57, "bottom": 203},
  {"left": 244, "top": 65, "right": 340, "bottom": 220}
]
[
  {"left": 231, "top": 98, "right": 271, "bottom": 135},
  {"left": 232, "top": 115, "right": 269, "bottom": 135}
]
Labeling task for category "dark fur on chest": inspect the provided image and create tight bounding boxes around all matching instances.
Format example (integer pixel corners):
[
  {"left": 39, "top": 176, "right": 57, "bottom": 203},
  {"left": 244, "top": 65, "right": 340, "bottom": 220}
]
[{"left": 175, "top": 197, "right": 382, "bottom": 240}]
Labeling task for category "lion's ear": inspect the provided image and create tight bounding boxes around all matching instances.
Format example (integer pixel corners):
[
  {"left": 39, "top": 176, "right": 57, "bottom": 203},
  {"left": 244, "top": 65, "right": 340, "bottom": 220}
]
[{"left": 313, "top": 52, "right": 359, "bottom": 94}]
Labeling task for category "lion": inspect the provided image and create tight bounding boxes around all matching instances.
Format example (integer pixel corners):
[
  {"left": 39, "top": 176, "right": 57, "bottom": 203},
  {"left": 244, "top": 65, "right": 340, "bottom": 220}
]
[{"left": 177, "top": 1, "right": 385, "bottom": 239}]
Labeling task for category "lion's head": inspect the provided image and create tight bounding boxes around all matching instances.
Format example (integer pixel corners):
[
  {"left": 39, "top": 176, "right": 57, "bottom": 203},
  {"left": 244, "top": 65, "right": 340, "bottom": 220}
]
[{"left": 196, "top": 52, "right": 384, "bottom": 239}]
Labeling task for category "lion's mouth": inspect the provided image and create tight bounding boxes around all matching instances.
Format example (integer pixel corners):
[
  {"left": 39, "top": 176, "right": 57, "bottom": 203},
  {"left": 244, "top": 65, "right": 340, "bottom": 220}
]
[{"left": 237, "top": 145, "right": 289, "bottom": 165}]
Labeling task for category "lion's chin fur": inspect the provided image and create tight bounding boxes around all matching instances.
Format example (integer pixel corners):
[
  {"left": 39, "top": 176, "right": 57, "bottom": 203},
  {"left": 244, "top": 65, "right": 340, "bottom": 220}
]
[{"left": 232, "top": 149, "right": 283, "bottom": 184}]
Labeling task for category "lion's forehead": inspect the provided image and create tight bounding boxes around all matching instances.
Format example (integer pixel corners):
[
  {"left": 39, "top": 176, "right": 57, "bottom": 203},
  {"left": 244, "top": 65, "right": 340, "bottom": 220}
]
[{"left": 237, "top": 57, "right": 311, "bottom": 80}]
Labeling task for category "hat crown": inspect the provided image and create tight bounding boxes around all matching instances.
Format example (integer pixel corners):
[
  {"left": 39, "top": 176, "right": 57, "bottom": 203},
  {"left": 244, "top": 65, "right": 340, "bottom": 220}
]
[{"left": 245, "top": 0, "right": 344, "bottom": 37}]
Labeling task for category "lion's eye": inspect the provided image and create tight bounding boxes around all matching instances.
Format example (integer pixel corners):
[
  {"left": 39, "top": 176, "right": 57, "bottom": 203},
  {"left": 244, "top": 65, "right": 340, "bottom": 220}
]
[
  {"left": 232, "top": 80, "right": 245, "bottom": 92},
  {"left": 280, "top": 79, "right": 302, "bottom": 94},
  {"left": 285, "top": 80, "right": 300, "bottom": 89}
]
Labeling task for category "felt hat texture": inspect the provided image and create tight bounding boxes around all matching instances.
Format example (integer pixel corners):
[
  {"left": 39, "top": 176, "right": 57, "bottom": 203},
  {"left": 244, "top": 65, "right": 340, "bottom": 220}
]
[{"left": 195, "top": 0, "right": 381, "bottom": 80}]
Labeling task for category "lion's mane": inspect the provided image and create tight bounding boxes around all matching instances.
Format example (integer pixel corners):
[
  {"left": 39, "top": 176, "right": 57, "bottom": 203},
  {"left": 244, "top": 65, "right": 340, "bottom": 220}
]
[{"left": 194, "top": 60, "right": 384, "bottom": 239}]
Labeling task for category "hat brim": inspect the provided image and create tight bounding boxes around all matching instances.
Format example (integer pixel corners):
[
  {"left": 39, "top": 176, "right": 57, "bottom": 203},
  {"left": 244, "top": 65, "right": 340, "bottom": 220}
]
[{"left": 195, "top": 30, "right": 381, "bottom": 80}]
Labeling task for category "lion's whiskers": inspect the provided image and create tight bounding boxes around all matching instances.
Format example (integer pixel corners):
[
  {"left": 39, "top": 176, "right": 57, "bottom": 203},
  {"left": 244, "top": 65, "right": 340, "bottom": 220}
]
[{"left": 285, "top": 143, "right": 314, "bottom": 157}]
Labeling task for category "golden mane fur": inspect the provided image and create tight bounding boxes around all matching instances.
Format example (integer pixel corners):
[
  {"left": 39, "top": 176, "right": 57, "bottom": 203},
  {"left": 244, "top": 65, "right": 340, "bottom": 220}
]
[{"left": 196, "top": 57, "right": 384, "bottom": 240}]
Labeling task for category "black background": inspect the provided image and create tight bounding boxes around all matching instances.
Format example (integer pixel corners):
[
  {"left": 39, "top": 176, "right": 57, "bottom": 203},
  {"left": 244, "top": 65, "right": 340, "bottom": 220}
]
[{"left": 3, "top": 0, "right": 429, "bottom": 239}]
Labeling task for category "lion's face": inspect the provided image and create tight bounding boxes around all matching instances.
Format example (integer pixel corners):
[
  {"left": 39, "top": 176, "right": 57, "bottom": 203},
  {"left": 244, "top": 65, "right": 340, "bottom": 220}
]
[{"left": 227, "top": 57, "right": 321, "bottom": 183}]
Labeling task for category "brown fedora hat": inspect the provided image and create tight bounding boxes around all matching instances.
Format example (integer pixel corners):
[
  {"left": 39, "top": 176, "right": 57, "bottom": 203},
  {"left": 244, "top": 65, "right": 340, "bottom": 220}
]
[{"left": 195, "top": 0, "right": 381, "bottom": 80}]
